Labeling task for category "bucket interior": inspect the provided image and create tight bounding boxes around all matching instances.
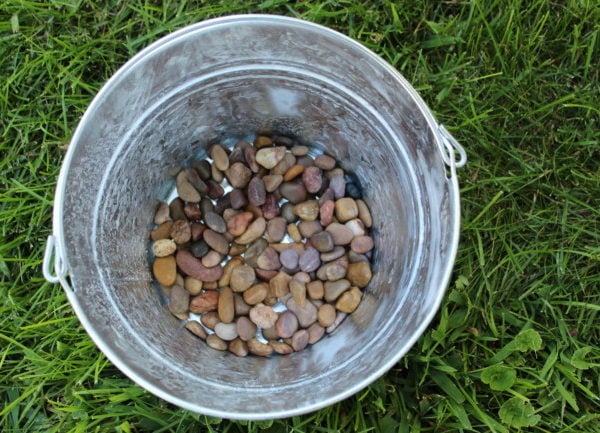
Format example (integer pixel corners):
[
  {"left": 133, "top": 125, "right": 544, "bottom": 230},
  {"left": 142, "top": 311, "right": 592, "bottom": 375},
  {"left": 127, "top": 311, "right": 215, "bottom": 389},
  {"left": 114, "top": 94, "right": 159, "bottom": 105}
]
[{"left": 58, "top": 16, "right": 457, "bottom": 418}]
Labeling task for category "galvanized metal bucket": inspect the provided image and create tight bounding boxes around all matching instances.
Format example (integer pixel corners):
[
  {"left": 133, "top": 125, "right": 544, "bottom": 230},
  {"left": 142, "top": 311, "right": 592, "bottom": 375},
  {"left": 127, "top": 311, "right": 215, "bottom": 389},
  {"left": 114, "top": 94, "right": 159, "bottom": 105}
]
[{"left": 44, "top": 15, "right": 466, "bottom": 419}]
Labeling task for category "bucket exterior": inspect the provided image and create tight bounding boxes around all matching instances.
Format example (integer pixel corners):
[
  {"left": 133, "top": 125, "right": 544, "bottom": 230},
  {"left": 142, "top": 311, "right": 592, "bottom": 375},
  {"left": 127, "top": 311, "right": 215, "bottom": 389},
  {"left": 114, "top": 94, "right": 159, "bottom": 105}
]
[{"left": 44, "top": 15, "right": 465, "bottom": 419}]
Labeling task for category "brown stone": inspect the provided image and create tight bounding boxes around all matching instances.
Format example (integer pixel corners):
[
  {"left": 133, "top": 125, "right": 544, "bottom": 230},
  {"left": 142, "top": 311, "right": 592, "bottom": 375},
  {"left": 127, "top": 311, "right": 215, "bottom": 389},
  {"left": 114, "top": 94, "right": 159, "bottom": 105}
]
[
  {"left": 249, "top": 304, "right": 279, "bottom": 328},
  {"left": 256, "top": 246, "right": 281, "bottom": 271},
  {"left": 168, "top": 285, "right": 189, "bottom": 316},
  {"left": 226, "top": 211, "right": 254, "bottom": 237},
  {"left": 255, "top": 146, "right": 286, "bottom": 169},
  {"left": 283, "top": 164, "right": 305, "bottom": 181},
  {"left": 189, "top": 290, "right": 219, "bottom": 313},
  {"left": 218, "top": 286, "right": 235, "bottom": 323},
  {"left": 314, "top": 154, "right": 336, "bottom": 170},
  {"left": 318, "top": 303, "right": 337, "bottom": 327},
  {"left": 170, "top": 220, "right": 191, "bottom": 244},
  {"left": 242, "top": 282, "right": 269, "bottom": 305},
  {"left": 202, "top": 229, "right": 229, "bottom": 255},
  {"left": 228, "top": 338, "right": 248, "bottom": 357},
  {"left": 152, "top": 256, "right": 177, "bottom": 286},
  {"left": 334, "top": 197, "right": 359, "bottom": 222},
  {"left": 326, "top": 222, "right": 354, "bottom": 245},
  {"left": 324, "top": 279, "right": 351, "bottom": 302},
  {"left": 210, "top": 144, "right": 229, "bottom": 171},
  {"left": 184, "top": 277, "right": 203, "bottom": 295},
  {"left": 351, "top": 235, "right": 374, "bottom": 254},
  {"left": 152, "top": 239, "right": 177, "bottom": 257},
  {"left": 336, "top": 286, "right": 362, "bottom": 313},
  {"left": 236, "top": 316, "right": 257, "bottom": 341},
  {"left": 247, "top": 338, "right": 273, "bottom": 356},
  {"left": 306, "top": 280, "right": 324, "bottom": 300},
  {"left": 150, "top": 221, "right": 174, "bottom": 241},
  {"left": 201, "top": 250, "right": 223, "bottom": 267},
  {"left": 218, "top": 256, "right": 244, "bottom": 288},
  {"left": 185, "top": 321, "right": 207, "bottom": 340},
  {"left": 206, "top": 334, "right": 228, "bottom": 351},
  {"left": 269, "top": 271, "right": 291, "bottom": 298},
  {"left": 302, "top": 166, "right": 323, "bottom": 194},
  {"left": 230, "top": 265, "right": 256, "bottom": 292},
  {"left": 201, "top": 311, "right": 220, "bottom": 329},
  {"left": 225, "top": 162, "right": 252, "bottom": 188},
  {"left": 235, "top": 217, "right": 266, "bottom": 244},
  {"left": 289, "top": 278, "right": 307, "bottom": 307},
  {"left": 346, "top": 261, "right": 372, "bottom": 288},
  {"left": 176, "top": 250, "right": 223, "bottom": 282}
]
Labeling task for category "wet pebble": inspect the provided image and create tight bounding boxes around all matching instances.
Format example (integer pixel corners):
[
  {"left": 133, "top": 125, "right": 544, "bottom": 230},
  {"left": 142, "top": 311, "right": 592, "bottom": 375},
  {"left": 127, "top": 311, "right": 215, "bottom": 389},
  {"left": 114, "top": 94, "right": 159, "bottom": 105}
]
[
  {"left": 291, "top": 329, "right": 310, "bottom": 351},
  {"left": 243, "top": 282, "right": 269, "bottom": 305},
  {"left": 269, "top": 271, "right": 291, "bottom": 298},
  {"left": 201, "top": 311, "right": 220, "bottom": 329},
  {"left": 170, "top": 220, "right": 191, "bottom": 244},
  {"left": 326, "top": 222, "right": 354, "bottom": 245},
  {"left": 218, "top": 286, "right": 235, "bottom": 323},
  {"left": 263, "top": 174, "right": 283, "bottom": 192},
  {"left": 336, "top": 286, "right": 363, "bottom": 313},
  {"left": 266, "top": 217, "right": 287, "bottom": 243},
  {"left": 279, "top": 248, "right": 299, "bottom": 270},
  {"left": 153, "top": 256, "right": 177, "bottom": 286},
  {"left": 203, "top": 229, "right": 229, "bottom": 255},
  {"left": 249, "top": 304, "right": 279, "bottom": 328},
  {"left": 206, "top": 334, "right": 228, "bottom": 351},
  {"left": 270, "top": 340, "right": 294, "bottom": 355},
  {"left": 310, "top": 231, "right": 334, "bottom": 252},
  {"left": 302, "top": 166, "right": 322, "bottom": 194},
  {"left": 319, "top": 200, "right": 335, "bottom": 226},
  {"left": 230, "top": 265, "right": 256, "bottom": 293},
  {"left": 227, "top": 211, "right": 254, "bottom": 237},
  {"left": 346, "top": 261, "right": 372, "bottom": 288},
  {"left": 225, "top": 162, "right": 252, "bottom": 188},
  {"left": 257, "top": 246, "right": 280, "bottom": 271},
  {"left": 152, "top": 239, "right": 177, "bottom": 257},
  {"left": 306, "top": 280, "right": 324, "bottom": 300},
  {"left": 204, "top": 212, "right": 226, "bottom": 234},
  {"left": 307, "top": 323, "right": 325, "bottom": 344},
  {"left": 314, "top": 154, "right": 336, "bottom": 170},
  {"left": 185, "top": 321, "right": 207, "bottom": 339},
  {"left": 324, "top": 279, "right": 351, "bottom": 302},
  {"left": 299, "top": 246, "right": 320, "bottom": 273},
  {"left": 329, "top": 174, "right": 346, "bottom": 199},
  {"left": 214, "top": 322, "right": 238, "bottom": 341},
  {"left": 236, "top": 316, "right": 257, "bottom": 341},
  {"left": 356, "top": 199, "right": 372, "bottom": 227},
  {"left": 228, "top": 338, "right": 248, "bottom": 357},
  {"left": 235, "top": 217, "right": 266, "bottom": 244},
  {"left": 184, "top": 276, "right": 203, "bottom": 295},
  {"left": 275, "top": 310, "right": 299, "bottom": 338},
  {"left": 320, "top": 246, "right": 345, "bottom": 262},
  {"left": 293, "top": 200, "right": 320, "bottom": 221},
  {"left": 255, "top": 146, "right": 286, "bottom": 169},
  {"left": 168, "top": 285, "right": 190, "bottom": 316},
  {"left": 335, "top": 197, "right": 359, "bottom": 222},
  {"left": 279, "top": 182, "right": 307, "bottom": 204},
  {"left": 247, "top": 176, "right": 266, "bottom": 206},
  {"left": 318, "top": 303, "right": 337, "bottom": 327},
  {"left": 189, "top": 290, "right": 219, "bottom": 313},
  {"left": 247, "top": 338, "right": 273, "bottom": 356},
  {"left": 351, "top": 235, "right": 374, "bottom": 254},
  {"left": 210, "top": 144, "right": 229, "bottom": 171},
  {"left": 286, "top": 297, "right": 317, "bottom": 328}
]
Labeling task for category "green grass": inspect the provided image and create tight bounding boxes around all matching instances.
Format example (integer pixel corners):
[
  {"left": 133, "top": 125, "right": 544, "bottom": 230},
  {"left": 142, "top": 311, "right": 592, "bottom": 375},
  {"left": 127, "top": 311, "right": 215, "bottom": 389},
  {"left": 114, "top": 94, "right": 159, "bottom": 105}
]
[{"left": 1, "top": 0, "right": 599, "bottom": 431}]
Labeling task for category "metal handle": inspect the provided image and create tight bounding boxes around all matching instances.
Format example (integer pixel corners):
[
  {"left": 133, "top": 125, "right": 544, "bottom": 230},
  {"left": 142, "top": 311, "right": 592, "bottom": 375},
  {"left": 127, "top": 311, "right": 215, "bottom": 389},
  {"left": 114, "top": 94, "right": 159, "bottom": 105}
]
[
  {"left": 437, "top": 124, "right": 467, "bottom": 174},
  {"left": 43, "top": 234, "right": 74, "bottom": 295}
]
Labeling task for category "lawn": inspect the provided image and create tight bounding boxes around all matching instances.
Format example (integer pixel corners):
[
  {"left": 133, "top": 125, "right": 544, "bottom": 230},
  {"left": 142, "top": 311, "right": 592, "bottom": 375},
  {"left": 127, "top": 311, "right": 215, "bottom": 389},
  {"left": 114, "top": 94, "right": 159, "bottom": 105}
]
[{"left": 1, "top": 1, "right": 598, "bottom": 432}]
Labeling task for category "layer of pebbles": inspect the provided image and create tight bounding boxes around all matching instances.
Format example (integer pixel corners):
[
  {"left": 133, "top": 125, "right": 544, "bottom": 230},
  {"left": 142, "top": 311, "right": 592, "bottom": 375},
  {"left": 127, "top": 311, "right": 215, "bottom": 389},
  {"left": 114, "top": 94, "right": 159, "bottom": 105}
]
[{"left": 150, "top": 135, "right": 374, "bottom": 357}]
